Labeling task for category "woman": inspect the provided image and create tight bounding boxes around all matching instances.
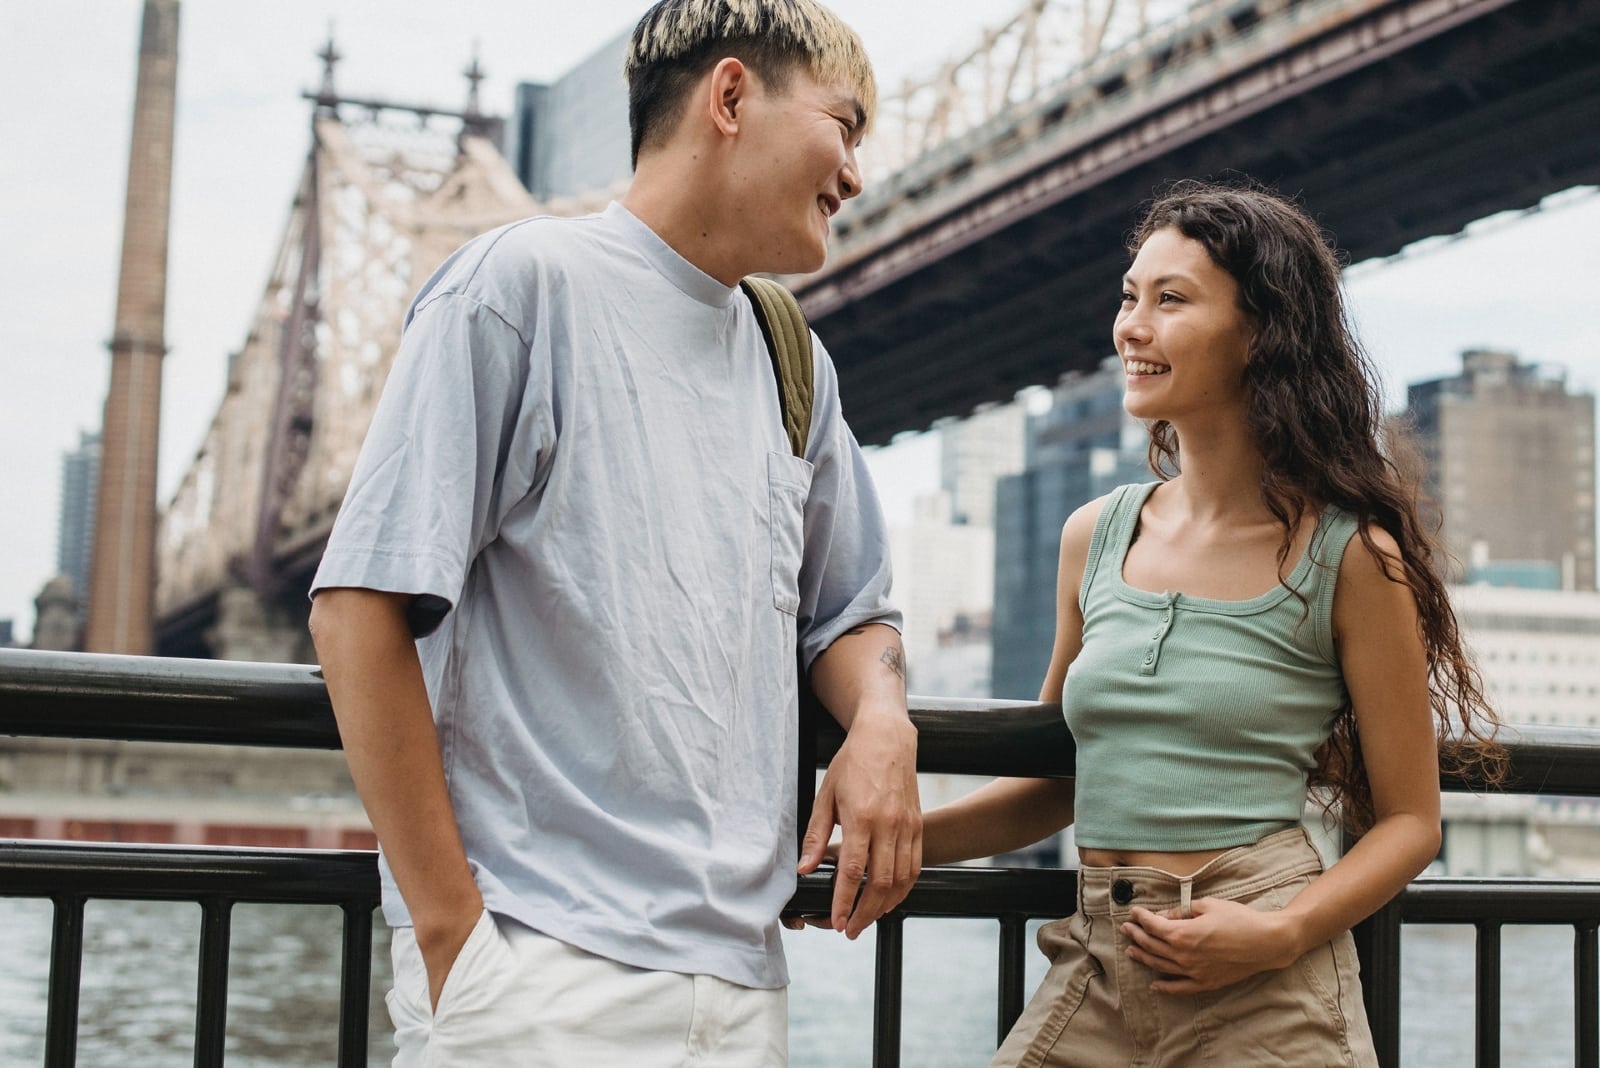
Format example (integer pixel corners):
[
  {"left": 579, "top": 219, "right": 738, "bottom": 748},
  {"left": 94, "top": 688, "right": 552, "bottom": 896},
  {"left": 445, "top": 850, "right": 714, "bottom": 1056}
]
[{"left": 921, "top": 180, "right": 1504, "bottom": 1066}]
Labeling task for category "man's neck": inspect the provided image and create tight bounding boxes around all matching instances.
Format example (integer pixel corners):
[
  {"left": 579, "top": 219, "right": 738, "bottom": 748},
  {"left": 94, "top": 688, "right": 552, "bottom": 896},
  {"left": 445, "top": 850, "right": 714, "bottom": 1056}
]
[{"left": 623, "top": 161, "right": 747, "bottom": 287}]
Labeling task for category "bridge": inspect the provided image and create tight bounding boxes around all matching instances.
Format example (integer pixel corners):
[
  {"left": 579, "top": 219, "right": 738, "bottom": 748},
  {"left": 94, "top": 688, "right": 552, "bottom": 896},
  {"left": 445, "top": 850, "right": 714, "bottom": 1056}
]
[
  {"left": 147, "top": 0, "right": 1600, "bottom": 657},
  {"left": 795, "top": 0, "right": 1600, "bottom": 443}
]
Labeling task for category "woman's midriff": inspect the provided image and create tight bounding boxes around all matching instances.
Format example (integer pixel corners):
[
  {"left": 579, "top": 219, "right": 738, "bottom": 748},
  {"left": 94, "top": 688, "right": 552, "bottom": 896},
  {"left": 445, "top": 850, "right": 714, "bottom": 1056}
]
[{"left": 1078, "top": 845, "right": 1234, "bottom": 876}]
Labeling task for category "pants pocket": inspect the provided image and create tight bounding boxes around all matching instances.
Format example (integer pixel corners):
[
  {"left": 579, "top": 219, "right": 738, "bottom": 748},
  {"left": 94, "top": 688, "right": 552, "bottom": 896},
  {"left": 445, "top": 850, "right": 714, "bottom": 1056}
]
[{"left": 430, "top": 909, "right": 508, "bottom": 1024}]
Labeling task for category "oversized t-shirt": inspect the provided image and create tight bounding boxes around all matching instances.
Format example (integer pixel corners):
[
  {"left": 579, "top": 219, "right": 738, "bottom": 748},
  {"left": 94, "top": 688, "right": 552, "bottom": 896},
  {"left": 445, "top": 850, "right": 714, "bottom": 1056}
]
[{"left": 310, "top": 202, "right": 900, "bottom": 989}]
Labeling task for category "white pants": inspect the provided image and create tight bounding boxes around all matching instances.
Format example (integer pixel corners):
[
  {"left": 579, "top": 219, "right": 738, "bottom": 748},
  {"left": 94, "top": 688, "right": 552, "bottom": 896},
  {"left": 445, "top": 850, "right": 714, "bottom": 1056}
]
[{"left": 388, "top": 910, "right": 788, "bottom": 1067}]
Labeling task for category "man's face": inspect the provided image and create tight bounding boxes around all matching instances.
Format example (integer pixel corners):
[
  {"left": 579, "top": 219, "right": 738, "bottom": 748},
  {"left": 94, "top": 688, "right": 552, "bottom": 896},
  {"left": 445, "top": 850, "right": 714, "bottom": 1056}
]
[{"left": 733, "top": 69, "right": 866, "bottom": 275}]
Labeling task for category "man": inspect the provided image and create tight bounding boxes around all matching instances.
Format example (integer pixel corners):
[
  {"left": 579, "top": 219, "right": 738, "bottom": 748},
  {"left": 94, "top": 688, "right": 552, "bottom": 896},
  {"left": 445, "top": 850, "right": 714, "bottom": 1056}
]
[{"left": 307, "top": 0, "right": 920, "bottom": 1063}]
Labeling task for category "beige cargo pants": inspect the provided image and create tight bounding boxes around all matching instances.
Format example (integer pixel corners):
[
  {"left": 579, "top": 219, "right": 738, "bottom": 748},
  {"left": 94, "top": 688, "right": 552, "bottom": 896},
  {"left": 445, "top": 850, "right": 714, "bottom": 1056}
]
[{"left": 992, "top": 827, "right": 1380, "bottom": 1067}]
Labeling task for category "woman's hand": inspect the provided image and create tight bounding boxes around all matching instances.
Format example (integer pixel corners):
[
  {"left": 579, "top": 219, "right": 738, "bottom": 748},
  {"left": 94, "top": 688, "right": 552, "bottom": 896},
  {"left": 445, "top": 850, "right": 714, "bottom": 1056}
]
[{"left": 1121, "top": 899, "right": 1302, "bottom": 994}]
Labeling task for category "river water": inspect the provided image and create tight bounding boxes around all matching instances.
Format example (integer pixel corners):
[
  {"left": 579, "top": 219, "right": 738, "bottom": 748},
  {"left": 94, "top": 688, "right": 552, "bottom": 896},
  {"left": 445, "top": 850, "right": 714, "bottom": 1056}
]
[{"left": 0, "top": 896, "right": 1586, "bottom": 1066}]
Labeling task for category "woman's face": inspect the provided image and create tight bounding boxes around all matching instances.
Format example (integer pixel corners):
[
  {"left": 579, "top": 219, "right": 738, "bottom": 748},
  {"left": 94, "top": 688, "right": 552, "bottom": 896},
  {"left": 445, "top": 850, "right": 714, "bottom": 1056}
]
[{"left": 1114, "top": 226, "right": 1254, "bottom": 427}]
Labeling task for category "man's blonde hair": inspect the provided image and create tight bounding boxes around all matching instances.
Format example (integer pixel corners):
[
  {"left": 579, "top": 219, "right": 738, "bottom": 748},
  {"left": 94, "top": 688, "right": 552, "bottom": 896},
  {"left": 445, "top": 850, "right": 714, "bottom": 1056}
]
[{"left": 624, "top": 0, "right": 877, "bottom": 166}]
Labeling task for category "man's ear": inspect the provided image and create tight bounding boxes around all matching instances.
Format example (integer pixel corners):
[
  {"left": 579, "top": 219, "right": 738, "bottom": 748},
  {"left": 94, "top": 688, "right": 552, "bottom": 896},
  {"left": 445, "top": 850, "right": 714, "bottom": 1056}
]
[{"left": 707, "top": 56, "right": 748, "bottom": 137}]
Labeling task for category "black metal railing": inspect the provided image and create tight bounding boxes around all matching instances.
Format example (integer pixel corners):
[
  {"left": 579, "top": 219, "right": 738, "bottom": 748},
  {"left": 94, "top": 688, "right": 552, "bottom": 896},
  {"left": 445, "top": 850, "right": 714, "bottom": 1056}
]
[
  {"left": 1, "top": 842, "right": 379, "bottom": 1067},
  {"left": 3, "top": 647, "right": 1599, "bottom": 1067}
]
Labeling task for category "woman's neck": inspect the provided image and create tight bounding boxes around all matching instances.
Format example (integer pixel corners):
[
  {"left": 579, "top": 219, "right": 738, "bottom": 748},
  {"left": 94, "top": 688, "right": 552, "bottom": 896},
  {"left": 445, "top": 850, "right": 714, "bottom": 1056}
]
[{"left": 1160, "top": 416, "right": 1270, "bottom": 525}]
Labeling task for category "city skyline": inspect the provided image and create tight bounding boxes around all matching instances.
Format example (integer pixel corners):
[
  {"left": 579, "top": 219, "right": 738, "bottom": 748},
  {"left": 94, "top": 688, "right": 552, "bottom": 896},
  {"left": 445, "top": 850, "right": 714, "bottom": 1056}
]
[{"left": 3, "top": 1, "right": 1598, "bottom": 640}]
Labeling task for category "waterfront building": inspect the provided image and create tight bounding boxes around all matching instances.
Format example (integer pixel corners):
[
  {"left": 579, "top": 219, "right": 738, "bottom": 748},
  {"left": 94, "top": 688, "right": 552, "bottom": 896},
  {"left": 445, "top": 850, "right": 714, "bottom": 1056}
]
[
  {"left": 1404, "top": 348, "right": 1596, "bottom": 591},
  {"left": 991, "top": 357, "right": 1148, "bottom": 699},
  {"left": 1437, "top": 584, "right": 1600, "bottom": 876},
  {"left": 1452, "top": 584, "right": 1600, "bottom": 729}
]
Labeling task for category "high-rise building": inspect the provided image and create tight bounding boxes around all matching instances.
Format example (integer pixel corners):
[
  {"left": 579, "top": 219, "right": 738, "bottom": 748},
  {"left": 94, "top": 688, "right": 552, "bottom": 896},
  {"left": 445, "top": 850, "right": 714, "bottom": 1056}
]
[
  {"left": 991, "top": 357, "right": 1148, "bottom": 699},
  {"left": 883, "top": 402, "right": 1025, "bottom": 698},
  {"left": 888, "top": 492, "right": 995, "bottom": 696},
  {"left": 509, "top": 30, "right": 633, "bottom": 201},
  {"left": 939, "top": 403, "right": 1027, "bottom": 527},
  {"left": 57, "top": 431, "right": 101, "bottom": 613},
  {"left": 1405, "top": 349, "right": 1596, "bottom": 591}
]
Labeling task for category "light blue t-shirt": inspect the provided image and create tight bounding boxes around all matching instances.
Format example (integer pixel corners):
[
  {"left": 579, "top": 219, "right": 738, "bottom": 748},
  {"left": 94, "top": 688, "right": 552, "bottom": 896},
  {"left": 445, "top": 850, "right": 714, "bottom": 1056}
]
[{"left": 311, "top": 203, "right": 901, "bottom": 989}]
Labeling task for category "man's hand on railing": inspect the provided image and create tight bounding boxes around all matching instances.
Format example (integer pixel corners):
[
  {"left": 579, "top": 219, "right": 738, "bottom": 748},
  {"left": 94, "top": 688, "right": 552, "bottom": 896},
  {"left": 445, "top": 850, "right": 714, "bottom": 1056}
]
[
  {"left": 801, "top": 623, "right": 923, "bottom": 939},
  {"left": 797, "top": 709, "right": 922, "bottom": 939}
]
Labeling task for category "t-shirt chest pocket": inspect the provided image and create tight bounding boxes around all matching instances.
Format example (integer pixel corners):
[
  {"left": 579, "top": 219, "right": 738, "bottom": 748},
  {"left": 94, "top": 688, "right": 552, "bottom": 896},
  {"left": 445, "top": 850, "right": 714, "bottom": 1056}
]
[{"left": 767, "top": 451, "right": 813, "bottom": 615}]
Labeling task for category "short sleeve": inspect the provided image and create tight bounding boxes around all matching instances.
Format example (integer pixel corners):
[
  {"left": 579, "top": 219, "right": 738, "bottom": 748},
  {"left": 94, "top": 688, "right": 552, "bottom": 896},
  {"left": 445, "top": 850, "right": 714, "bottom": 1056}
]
[
  {"left": 795, "top": 335, "right": 902, "bottom": 669},
  {"left": 310, "top": 291, "right": 552, "bottom": 636}
]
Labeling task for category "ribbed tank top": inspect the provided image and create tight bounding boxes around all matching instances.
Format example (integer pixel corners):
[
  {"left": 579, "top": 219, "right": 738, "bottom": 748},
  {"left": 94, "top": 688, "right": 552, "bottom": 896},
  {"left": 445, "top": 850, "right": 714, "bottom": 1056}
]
[{"left": 1062, "top": 482, "right": 1362, "bottom": 851}]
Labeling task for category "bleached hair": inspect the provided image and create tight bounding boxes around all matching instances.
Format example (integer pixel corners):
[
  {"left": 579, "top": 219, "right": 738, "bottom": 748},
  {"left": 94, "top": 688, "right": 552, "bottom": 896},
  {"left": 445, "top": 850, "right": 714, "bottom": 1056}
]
[{"left": 624, "top": 0, "right": 877, "bottom": 164}]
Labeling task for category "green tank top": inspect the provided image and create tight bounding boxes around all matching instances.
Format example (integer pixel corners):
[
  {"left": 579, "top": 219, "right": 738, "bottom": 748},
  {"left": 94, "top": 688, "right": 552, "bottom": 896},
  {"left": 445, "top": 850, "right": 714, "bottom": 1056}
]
[{"left": 1062, "top": 482, "right": 1362, "bottom": 851}]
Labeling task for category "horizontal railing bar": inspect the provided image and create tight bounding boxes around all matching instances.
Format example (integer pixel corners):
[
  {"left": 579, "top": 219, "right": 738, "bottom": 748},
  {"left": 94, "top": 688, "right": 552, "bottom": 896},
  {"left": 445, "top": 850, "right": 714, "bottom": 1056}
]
[
  {"left": 0, "top": 649, "right": 338, "bottom": 749},
  {"left": 2, "top": 841, "right": 1077, "bottom": 920},
  {"left": 823, "top": 699, "right": 1075, "bottom": 779},
  {"left": 1398, "top": 880, "right": 1600, "bottom": 924},
  {"left": 829, "top": 713, "right": 1596, "bottom": 795},
  {"left": 7, "top": 650, "right": 1598, "bottom": 795},
  {"left": 788, "top": 865, "right": 1077, "bottom": 919},
  {"left": 21, "top": 843, "right": 1596, "bottom": 926},
  {"left": 0, "top": 841, "right": 379, "bottom": 902}
]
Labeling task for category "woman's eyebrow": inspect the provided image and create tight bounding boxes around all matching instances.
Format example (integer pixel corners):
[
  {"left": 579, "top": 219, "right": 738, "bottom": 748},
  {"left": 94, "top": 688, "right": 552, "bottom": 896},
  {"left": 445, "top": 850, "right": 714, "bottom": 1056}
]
[{"left": 1124, "top": 273, "right": 1200, "bottom": 288}]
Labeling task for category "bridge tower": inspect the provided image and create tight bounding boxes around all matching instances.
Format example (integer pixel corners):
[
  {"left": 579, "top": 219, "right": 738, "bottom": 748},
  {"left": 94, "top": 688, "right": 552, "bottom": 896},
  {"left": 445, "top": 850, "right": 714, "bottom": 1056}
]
[
  {"left": 84, "top": 0, "right": 181, "bottom": 655},
  {"left": 153, "top": 39, "right": 552, "bottom": 660}
]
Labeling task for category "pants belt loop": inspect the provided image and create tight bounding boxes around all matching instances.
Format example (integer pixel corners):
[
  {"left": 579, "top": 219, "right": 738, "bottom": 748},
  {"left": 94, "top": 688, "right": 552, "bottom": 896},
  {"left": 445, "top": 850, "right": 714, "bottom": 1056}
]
[{"left": 1179, "top": 877, "right": 1194, "bottom": 919}]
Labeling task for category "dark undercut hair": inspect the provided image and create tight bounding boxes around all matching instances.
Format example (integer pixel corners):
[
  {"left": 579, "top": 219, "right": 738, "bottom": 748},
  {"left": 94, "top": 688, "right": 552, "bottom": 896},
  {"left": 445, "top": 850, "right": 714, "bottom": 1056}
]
[{"left": 624, "top": 0, "right": 875, "bottom": 167}]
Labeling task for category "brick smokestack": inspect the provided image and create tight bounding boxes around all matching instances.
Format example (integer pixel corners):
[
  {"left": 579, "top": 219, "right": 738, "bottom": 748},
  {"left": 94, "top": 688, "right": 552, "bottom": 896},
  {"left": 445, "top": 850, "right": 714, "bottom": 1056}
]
[{"left": 84, "top": 0, "right": 180, "bottom": 654}]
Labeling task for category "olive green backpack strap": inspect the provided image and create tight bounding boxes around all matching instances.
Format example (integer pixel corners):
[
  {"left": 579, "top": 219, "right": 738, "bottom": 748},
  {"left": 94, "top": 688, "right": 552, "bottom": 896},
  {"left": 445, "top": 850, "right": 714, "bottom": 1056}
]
[
  {"left": 739, "top": 276, "right": 821, "bottom": 860},
  {"left": 740, "top": 276, "right": 814, "bottom": 459}
]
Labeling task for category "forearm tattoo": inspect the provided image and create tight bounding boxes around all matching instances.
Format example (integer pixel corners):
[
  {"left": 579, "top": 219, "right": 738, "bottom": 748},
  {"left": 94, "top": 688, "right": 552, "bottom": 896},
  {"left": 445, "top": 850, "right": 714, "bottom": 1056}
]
[
  {"left": 879, "top": 646, "right": 906, "bottom": 680},
  {"left": 838, "top": 625, "right": 906, "bottom": 680}
]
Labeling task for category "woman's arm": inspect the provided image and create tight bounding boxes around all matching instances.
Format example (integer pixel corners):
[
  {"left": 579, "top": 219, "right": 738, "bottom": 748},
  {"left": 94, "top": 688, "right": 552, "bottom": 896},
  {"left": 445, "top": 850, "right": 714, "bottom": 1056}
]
[
  {"left": 921, "top": 776, "right": 1075, "bottom": 866},
  {"left": 919, "top": 496, "right": 1104, "bottom": 866},
  {"left": 1122, "top": 526, "right": 1441, "bottom": 992}
]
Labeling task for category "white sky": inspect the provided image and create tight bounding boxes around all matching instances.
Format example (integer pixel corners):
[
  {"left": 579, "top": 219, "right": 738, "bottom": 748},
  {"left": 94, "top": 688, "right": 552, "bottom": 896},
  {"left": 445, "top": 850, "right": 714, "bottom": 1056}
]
[{"left": 2, "top": 1, "right": 1597, "bottom": 641}]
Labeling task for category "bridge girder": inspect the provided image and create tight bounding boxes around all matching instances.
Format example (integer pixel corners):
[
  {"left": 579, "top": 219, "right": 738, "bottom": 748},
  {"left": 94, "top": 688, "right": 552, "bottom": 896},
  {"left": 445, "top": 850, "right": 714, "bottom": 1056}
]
[{"left": 796, "top": 0, "right": 1600, "bottom": 445}]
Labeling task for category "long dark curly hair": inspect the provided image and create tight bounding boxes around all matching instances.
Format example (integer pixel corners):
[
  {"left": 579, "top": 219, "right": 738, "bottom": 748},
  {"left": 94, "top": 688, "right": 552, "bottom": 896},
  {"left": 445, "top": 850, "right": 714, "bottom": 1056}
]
[{"left": 1129, "top": 177, "right": 1506, "bottom": 833}]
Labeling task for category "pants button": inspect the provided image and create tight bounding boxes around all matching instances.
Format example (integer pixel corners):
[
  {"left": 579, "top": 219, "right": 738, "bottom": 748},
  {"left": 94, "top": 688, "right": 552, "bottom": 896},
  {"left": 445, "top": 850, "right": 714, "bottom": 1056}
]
[{"left": 1111, "top": 878, "right": 1135, "bottom": 905}]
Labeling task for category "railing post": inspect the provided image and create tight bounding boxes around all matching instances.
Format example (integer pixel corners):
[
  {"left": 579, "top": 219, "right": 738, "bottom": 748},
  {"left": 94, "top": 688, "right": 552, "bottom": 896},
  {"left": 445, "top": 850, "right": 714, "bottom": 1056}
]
[
  {"left": 1577, "top": 921, "right": 1597, "bottom": 1068},
  {"left": 193, "top": 898, "right": 233, "bottom": 1068},
  {"left": 44, "top": 894, "right": 86, "bottom": 1068},
  {"left": 1353, "top": 898, "right": 1402, "bottom": 1068},
  {"left": 872, "top": 915, "right": 904, "bottom": 1068},
  {"left": 1475, "top": 921, "right": 1501, "bottom": 1068},
  {"left": 337, "top": 902, "right": 374, "bottom": 1068},
  {"left": 997, "top": 913, "right": 1029, "bottom": 1047}
]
